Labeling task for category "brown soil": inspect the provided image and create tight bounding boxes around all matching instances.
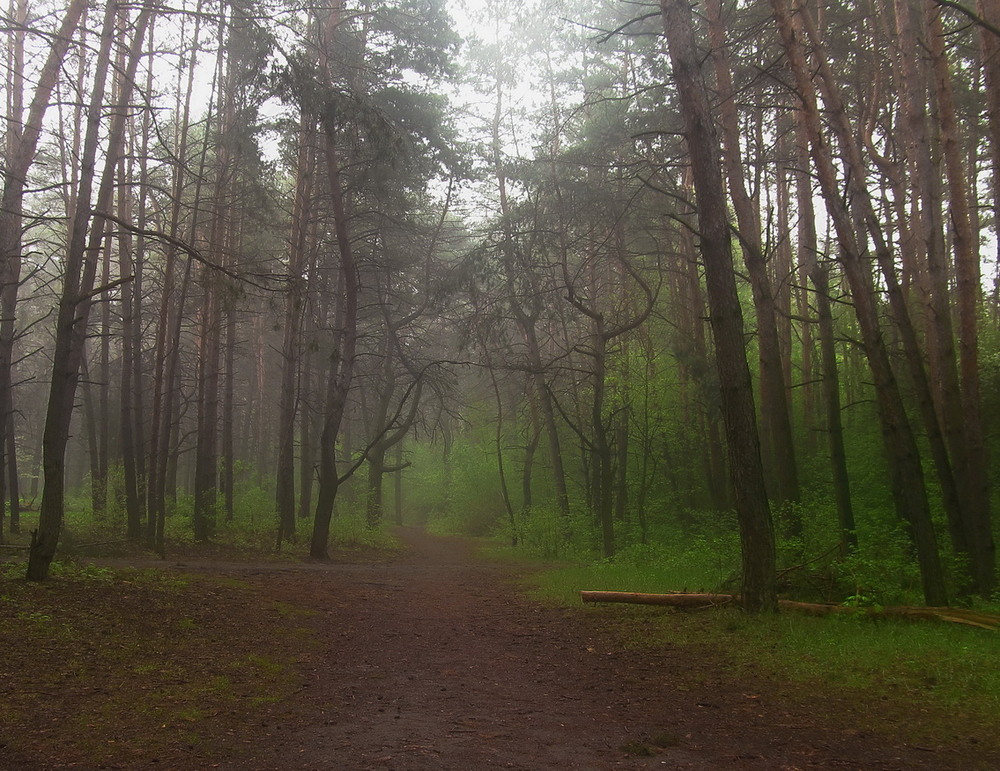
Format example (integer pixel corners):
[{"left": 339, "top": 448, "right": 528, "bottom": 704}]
[{"left": 3, "top": 527, "right": 997, "bottom": 770}]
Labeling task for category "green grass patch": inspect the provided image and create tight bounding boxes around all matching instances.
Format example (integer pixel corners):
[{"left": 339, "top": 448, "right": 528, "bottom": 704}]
[
  {"left": 717, "top": 611, "right": 1000, "bottom": 709},
  {"left": 327, "top": 513, "right": 402, "bottom": 551},
  {"left": 527, "top": 538, "right": 737, "bottom": 605}
]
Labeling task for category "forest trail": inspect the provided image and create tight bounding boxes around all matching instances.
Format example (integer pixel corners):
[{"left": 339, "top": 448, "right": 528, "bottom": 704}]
[{"left": 199, "top": 527, "right": 988, "bottom": 771}]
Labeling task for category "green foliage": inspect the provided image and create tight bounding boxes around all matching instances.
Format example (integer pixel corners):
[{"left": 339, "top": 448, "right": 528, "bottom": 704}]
[
  {"left": 529, "top": 532, "right": 739, "bottom": 606},
  {"left": 1, "top": 559, "right": 118, "bottom": 584},
  {"left": 327, "top": 512, "right": 400, "bottom": 551},
  {"left": 232, "top": 483, "right": 274, "bottom": 525},
  {"left": 49, "top": 563, "right": 116, "bottom": 584},
  {"left": 397, "top": 441, "right": 451, "bottom": 526},
  {"left": 409, "top": 435, "right": 507, "bottom": 537},
  {"left": 835, "top": 520, "right": 923, "bottom": 606},
  {"left": 498, "top": 504, "right": 594, "bottom": 560}
]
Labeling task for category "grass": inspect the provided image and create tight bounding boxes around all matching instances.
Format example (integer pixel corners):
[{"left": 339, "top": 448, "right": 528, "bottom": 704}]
[
  {"left": 526, "top": 554, "right": 1000, "bottom": 749},
  {"left": 527, "top": 538, "right": 738, "bottom": 606}
]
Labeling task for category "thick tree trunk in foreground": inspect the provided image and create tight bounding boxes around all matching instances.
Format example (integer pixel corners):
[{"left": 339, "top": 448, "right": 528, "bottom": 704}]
[{"left": 661, "top": 0, "right": 776, "bottom": 613}]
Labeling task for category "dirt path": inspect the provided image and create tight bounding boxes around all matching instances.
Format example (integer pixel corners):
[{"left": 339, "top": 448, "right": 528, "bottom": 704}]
[{"left": 190, "top": 528, "right": 991, "bottom": 771}]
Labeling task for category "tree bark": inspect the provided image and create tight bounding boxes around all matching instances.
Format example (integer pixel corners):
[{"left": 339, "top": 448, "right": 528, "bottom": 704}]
[
  {"left": 792, "top": 109, "right": 856, "bottom": 555},
  {"left": 276, "top": 108, "right": 316, "bottom": 545},
  {"left": 311, "top": 1, "right": 360, "bottom": 558},
  {"left": 661, "top": 0, "right": 777, "bottom": 613},
  {"left": 771, "top": 0, "right": 947, "bottom": 605},
  {"left": 707, "top": 0, "right": 800, "bottom": 510},
  {"left": 928, "top": 1, "right": 995, "bottom": 596},
  {"left": 28, "top": 3, "right": 154, "bottom": 579},
  {"left": 0, "top": 0, "right": 87, "bottom": 545}
]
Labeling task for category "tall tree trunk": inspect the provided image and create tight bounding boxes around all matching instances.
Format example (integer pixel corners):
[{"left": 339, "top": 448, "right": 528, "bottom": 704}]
[
  {"left": 393, "top": 441, "right": 404, "bottom": 527},
  {"left": 6, "top": 390, "right": 18, "bottom": 535},
  {"left": 0, "top": 0, "right": 87, "bottom": 545},
  {"left": 311, "top": 2, "right": 360, "bottom": 558},
  {"left": 298, "top": 302, "right": 316, "bottom": 522},
  {"left": 928, "top": 2, "right": 995, "bottom": 596},
  {"left": 487, "top": 363, "right": 517, "bottom": 546},
  {"left": 276, "top": 108, "right": 316, "bottom": 544},
  {"left": 892, "top": 0, "right": 973, "bottom": 576},
  {"left": 793, "top": 110, "right": 856, "bottom": 555},
  {"left": 522, "top": 396, "right": 541, "bottom": 516},
  {"left": 147, "top": 0, "right": 208, "bottom": 554},
  {"left": 772, "top": 0, "right": 947, "bottom": 605},
  {"left": 661, "top": 0, "right": 777, "bottom": 613},
  {"left": 707, "top": 0, "right": 800, "bottom": 511},
  {"left": 222, "top": 271, "right": 236, "bottom": 524},
  {"left": 193, "top": 272, "right": 222, "bottom": 540},
  {"left": 28, "top": 3, "right": 154, "bottom": 579},
  {"left": 979, "top": 0, "right": 1000, "bottom": 310}
]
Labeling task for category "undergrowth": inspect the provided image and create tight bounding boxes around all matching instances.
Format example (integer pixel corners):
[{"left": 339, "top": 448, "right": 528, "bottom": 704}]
[{"left": 5, "top": 486, "right": 400, "bottom": 563}]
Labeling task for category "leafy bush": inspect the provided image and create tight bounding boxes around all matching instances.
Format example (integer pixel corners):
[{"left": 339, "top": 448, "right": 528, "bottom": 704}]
[{"left": 500, "top": 504, "right": 594, "bottom": 560}]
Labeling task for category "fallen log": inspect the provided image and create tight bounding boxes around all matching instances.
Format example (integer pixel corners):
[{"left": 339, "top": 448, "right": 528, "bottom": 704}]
[
  {"left": 580, "top": 591, "right": 1000, "bottom": 631},
  {"left": 580, "top": 591, "right": 737, "bottom": 608}
]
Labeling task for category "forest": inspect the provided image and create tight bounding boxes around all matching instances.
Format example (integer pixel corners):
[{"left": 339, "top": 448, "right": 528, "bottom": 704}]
[{"left": 3, "top": 0, "right": 1000, "bottom": 618}]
